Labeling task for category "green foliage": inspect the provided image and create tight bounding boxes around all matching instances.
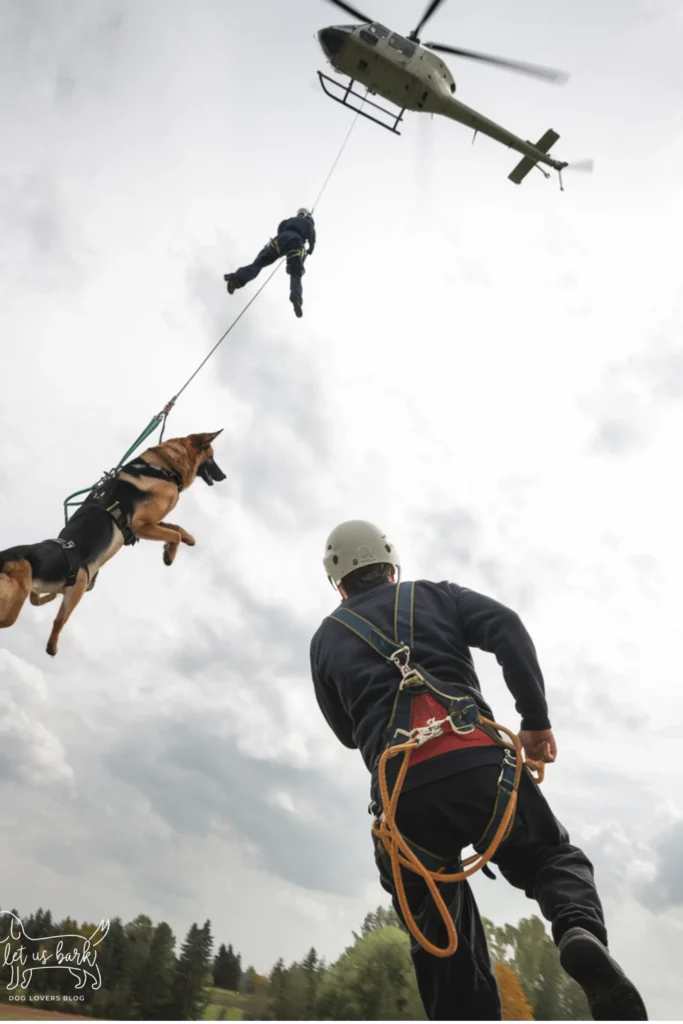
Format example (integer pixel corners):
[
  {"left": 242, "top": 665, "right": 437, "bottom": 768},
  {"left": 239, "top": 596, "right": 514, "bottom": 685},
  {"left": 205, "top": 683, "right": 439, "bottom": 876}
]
[
  {"left": 316, "top": 926, "right": 426, "bottom": 1021},
  {"left": 353, "top": 903, "right": 407, "bottom": 941},
  {"left": 483, "top": 915, "right": 591, "bottom": 1021},
  {"left": 1, "top": 900, "right": 593, "bottom": 1023},
  {"left": 238, "top": 965, "right": 256, "bottom": 996},
  {"left": 172, "top": 921, "right": 214, "bottom": 1020},
  {"left": 213, "top": 944, "right": 242, "bottom": 992}
]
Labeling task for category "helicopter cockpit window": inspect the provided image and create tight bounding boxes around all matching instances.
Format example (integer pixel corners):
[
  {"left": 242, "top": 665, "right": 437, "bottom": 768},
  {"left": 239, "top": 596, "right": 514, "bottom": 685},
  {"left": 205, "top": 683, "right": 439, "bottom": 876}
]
[
  {"left": 368, "top": 23, "right": 390, "bottom": 39},
  {"left": 388, "top": 33, "right": 417, "bottom": 59}
]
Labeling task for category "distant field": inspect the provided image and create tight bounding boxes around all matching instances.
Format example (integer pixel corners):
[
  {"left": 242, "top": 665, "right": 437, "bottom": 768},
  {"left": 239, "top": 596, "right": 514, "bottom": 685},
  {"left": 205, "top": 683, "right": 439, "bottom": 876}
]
[
  {"left": 204, "top": 1005, "right": 243, "bottom": 1020},
  {"left": 203, "top": 987, "right": 253, "bottom": 1020},
  {"left": 0, "top": 1005, "right": 93, "bottom": 1021}
]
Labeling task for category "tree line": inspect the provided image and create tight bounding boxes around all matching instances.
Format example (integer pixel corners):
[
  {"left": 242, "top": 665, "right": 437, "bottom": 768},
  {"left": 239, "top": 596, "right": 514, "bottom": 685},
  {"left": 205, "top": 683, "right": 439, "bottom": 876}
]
[{"left": 0, "top": 903, "right": 590, "bottom": 1020}]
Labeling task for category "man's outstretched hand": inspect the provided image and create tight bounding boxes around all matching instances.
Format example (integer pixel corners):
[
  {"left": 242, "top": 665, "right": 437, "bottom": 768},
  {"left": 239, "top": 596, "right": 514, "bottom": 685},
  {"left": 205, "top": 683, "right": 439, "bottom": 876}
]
[{"left": 519, "top": 728, "right": 557, "bottom": 764}]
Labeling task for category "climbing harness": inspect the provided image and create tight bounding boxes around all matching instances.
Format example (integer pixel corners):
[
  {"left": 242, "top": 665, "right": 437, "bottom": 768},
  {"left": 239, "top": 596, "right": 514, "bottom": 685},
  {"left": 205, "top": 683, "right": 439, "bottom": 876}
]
[
  {"left": 329, "top": 581, "right": 544, "bottom": 959},
  {"left": 62, "top": 103, "right": 367, "bottom": 526}
]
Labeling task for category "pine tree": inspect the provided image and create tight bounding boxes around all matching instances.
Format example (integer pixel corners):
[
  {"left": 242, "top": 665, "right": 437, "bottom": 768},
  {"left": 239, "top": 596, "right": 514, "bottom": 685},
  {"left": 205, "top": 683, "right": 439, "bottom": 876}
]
[
  {"left": 214, "top": 942, "right": 242, "bottom": 990},
  {"left": 171, "top": 921, "right": 214, "bottom": 1020},
  {"left": 225, "top": 942, "right": 241, "bottom": 991},
  {"left": 240, "top": 964, "right": 257, "bottom": 995},
  {"left": 302, "top": 947, "right": 321, "bottom": 1018},
  {"left": 213, "top": 943, "right": 229, "bottom": 987},
  {"left": 141, "top": 922, "right": 176, "bottom": 1020},
  {"left": 269, "top": 957, "right": 287, "bottom": 1019}
]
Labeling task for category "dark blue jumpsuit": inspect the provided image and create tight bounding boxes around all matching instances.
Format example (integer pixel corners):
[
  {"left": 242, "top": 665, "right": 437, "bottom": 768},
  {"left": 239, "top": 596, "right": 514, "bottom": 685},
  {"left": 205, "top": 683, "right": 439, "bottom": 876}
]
[{"left": 233, "top": 215, "right": 316, "bottom": 307}]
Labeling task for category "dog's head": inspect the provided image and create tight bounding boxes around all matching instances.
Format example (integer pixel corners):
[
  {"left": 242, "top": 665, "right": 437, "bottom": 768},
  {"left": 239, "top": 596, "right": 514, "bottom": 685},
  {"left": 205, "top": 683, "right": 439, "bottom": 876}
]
[{"left": 189, "top": 430, "right": 227, "bottom": 487}]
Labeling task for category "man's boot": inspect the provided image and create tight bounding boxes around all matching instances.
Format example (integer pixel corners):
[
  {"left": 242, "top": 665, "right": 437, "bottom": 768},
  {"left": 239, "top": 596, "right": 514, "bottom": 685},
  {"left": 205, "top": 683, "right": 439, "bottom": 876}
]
[
  {"left": 559, "top": 927, "right": 647, "bottom": 1020},
  {"left": 291, "top": 295, "right": 303, "bottom": 318},
  {"left": 224, "top": 274, "right": 241, "bottom": 295}
]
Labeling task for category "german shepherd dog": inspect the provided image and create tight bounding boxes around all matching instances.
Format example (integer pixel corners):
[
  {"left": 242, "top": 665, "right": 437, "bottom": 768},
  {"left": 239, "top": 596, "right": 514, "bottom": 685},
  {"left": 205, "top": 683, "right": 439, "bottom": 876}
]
[{"left": 0, "top": 430, "right": 225, "bottom": 656}]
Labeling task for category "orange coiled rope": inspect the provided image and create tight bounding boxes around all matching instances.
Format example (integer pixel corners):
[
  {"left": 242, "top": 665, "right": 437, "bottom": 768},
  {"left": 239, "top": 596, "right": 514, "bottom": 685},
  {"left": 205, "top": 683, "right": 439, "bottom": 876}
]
[{"left": 373, "top": 721, "right": 545, "bottom": 958}]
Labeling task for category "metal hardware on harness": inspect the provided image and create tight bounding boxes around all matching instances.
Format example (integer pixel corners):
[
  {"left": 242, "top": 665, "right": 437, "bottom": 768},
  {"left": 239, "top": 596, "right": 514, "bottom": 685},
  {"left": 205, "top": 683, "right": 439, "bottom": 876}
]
[
  {"left": 106, "top": 501, "right": 138, "bottom": 547},
  {"left": 328, "top": 580, "right": 535, "bottom": 959},
  {"left": 389, "top": 644, "right": 425, "bottom": 690},
  {"left": 52, "top": 538, "right": 90, "bottom": 588}
]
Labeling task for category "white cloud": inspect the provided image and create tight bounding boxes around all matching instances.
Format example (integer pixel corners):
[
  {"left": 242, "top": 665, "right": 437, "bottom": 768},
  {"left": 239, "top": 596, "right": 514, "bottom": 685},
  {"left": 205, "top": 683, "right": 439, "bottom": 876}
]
[{"left": 0, "top": 649, "right": 73, "bottom": 786}]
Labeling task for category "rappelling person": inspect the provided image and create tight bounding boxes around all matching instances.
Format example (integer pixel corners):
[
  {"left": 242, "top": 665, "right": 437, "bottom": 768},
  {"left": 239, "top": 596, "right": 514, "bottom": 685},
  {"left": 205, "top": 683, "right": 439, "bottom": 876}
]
[
  {"left": 223, "top": 207, "right": 316, "bottom": 318},
  {"left": 309, "top": 520, "right": 648, "bottom": 1022}
]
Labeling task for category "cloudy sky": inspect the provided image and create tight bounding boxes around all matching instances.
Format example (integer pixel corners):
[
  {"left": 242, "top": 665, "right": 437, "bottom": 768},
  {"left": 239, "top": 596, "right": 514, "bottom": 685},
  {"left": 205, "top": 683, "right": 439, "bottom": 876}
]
[{"left": 1, "top": 0, "right": 682, "bottom": 1016}]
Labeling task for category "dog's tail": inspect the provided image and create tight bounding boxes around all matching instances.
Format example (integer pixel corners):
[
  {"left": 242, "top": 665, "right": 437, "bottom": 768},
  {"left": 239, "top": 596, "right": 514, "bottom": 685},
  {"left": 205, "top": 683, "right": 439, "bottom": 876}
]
[{"left": 0, "top": 560, "right": 32, "bottom": 628}]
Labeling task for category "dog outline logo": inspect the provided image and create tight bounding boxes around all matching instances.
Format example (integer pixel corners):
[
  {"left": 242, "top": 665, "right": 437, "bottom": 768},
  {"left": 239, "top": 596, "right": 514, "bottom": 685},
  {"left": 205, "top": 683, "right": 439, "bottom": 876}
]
[{"left": 0, "top": 911, "right": 110, "bottom": 991}]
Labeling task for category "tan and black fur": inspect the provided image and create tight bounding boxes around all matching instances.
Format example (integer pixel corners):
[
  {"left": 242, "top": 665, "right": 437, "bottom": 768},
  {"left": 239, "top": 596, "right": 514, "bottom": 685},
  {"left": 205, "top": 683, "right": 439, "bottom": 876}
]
[{"left": 0, "top": 430, "right": 225, "bottom": 657}]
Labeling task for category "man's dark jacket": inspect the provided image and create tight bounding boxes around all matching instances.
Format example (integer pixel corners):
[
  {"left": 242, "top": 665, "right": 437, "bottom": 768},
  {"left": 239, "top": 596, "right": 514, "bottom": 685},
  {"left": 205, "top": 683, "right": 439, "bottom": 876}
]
[
  {"left": 309, "top": 580, "right": 551, "bottom": 792},
  {"left": 277, "top": 215, "right": 316, "bottom": 252}
]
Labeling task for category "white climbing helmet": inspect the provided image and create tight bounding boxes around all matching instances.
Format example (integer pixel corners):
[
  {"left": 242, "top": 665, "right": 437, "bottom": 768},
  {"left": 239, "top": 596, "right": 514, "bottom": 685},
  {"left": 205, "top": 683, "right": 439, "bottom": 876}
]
[
  {"left": 323, "top": 520, "right": 400, "bottom": 587},
  {"left": 297, "top": 207, "right": 314, "bottom": 220}
]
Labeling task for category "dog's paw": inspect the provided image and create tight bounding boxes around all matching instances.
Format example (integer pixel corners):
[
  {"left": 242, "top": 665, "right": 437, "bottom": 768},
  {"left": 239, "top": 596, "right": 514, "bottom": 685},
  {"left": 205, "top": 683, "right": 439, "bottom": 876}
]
[
  {"left": 46, "top": 640, "right": 57, "bottom": 657},
  {"left": 163, "top": 544, "right": 174, "bottom": 567},
  {"left": 183, "top": 534, "right": 196, "bottom": 547}
]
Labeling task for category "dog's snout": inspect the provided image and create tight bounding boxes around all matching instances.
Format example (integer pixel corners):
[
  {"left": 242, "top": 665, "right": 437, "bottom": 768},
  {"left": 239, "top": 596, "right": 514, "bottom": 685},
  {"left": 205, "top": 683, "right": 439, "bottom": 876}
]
[
  {"left": 207, "top": 457, "right": 227, "bottom": 482},
  {"left": 198, "top": 457, "right": 227, "bottom": 486}
]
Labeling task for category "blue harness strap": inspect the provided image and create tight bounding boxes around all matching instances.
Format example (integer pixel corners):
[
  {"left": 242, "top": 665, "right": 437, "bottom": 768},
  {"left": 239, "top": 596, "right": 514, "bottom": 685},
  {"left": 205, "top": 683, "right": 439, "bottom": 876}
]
[
  {"left": 328, "top": 603, "right": 403, "bottom": 661},
  {"left": 473, "top": 748, "right": 517, "bottom": 854},
  {"left": 329, "top": 582, "right": 488, "bottom": 746},
  {"left": 394, "top": 576, "right": 413, "bottom": 647}
]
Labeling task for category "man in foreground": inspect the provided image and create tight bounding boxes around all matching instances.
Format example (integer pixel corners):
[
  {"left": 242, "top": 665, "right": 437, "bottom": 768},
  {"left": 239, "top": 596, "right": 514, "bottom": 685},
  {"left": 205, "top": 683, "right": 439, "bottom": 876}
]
[{"left": 309, "top": 519, "right": 648, "bottom": 1021}]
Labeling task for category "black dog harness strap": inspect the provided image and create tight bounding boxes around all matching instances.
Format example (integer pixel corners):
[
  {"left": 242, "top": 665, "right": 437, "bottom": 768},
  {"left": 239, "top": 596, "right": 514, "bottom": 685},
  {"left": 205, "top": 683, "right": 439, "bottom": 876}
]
[
  {"left": 52, "top": 538, "right": 90, "bottom": 588},
  {"left": 122, "top": 458, "right": 183, "bottom": 491}
]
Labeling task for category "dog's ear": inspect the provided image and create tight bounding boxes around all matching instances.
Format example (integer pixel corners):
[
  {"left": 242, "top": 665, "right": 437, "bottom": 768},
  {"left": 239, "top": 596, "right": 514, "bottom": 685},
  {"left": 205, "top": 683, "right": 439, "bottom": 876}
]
[{"left": 190, "top": 429, "right": 224, "bottom": 452}]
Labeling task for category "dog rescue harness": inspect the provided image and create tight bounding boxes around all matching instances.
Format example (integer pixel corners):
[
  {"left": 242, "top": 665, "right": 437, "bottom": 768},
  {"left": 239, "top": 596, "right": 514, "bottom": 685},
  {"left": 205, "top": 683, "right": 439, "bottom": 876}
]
[
  {"left": 52, "top": 538, "right": 90, "bottom": 588},
  {"left": 78, "top": 456, "right": 185, "bottom": 549},
  {"left": 329, "top": 581, "right": 544, "bottom": 958},
  {"left": 123, "top": 457, "right": 184, "bottom": 492}
]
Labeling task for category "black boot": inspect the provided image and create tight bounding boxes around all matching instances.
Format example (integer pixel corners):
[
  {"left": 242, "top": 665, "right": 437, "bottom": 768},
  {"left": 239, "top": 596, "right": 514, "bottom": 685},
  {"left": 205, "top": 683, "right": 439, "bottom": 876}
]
[
  {"left": 559, "top": 927, "right": 647, "bottom": 1020},
  {"left": 291, "top": 295, "right": 303, "bottom": 318},
  {"left": 224, "top": 274, "right": 240, "bottom": 295}
]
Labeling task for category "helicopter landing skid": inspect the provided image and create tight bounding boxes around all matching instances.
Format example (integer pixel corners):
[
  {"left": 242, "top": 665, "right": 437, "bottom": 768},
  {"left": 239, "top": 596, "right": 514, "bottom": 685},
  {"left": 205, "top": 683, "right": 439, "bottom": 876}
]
[{"left": 317, "top": 72, "right": 405, "bottom": 135}]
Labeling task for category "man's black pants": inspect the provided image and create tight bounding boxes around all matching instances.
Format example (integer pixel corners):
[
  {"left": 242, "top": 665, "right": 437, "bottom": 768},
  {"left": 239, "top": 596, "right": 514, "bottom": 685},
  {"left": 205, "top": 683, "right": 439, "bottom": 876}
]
[
  {"left": 234, "top": 230, "right": 305, "bottom": 304},
  {"left": 381, "top": 762, "right": 606, "bottom": 1021}
]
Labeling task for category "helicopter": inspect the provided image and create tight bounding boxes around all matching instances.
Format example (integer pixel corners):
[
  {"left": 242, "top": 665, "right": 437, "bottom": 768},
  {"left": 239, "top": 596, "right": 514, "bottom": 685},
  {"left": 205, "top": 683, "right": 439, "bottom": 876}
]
[{"left": 317, "top": 0, "right": 590, "bottom": 187}]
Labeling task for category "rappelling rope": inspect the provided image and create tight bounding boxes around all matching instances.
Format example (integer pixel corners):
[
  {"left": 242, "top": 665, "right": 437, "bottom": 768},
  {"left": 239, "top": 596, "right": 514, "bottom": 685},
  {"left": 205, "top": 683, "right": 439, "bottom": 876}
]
[
  {"left": 311, "top": 100, "right": 366, "bottom": 213},
  {"left": 63, "top": 104, "right": 366, "bottom": 522},
  {"left": 375, "top": 724, "right": 545, "bottom": 959}
]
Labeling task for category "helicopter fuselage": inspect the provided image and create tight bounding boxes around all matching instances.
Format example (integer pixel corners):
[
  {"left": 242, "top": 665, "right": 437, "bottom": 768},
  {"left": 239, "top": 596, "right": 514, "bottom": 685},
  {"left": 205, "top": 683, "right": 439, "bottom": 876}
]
[
  {"left": 317, "top": 20, "right": 569, "bottom": 179},
  {"left": 318, "top": 22, "right": 456, "bottom": 115}
]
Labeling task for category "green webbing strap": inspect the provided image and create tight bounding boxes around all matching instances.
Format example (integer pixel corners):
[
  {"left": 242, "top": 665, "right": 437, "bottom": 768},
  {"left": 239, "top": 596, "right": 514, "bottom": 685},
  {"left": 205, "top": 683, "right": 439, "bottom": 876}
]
[{"left": 62, "top": 411, "right": 168, "bottom": 524}]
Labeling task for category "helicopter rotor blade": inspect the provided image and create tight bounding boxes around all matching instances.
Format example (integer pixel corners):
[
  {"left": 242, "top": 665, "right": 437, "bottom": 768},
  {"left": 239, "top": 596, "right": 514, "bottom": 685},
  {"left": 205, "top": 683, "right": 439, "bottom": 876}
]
[
  {"left": 424, "top": 42, "right": 569, "bottom": 84},
  {"left": 410, "top": 0, "right": 448, "bottom": 41},
  {"left": 322, "top": 0, "right": 374, "bottom": 23}
]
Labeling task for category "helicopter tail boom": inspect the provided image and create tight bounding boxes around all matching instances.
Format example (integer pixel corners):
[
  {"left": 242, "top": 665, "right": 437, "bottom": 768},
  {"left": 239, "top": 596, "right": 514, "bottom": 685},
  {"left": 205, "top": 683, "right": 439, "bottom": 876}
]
[{"left": 508, "top": 128, "right": 560, "bottom": 184}]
